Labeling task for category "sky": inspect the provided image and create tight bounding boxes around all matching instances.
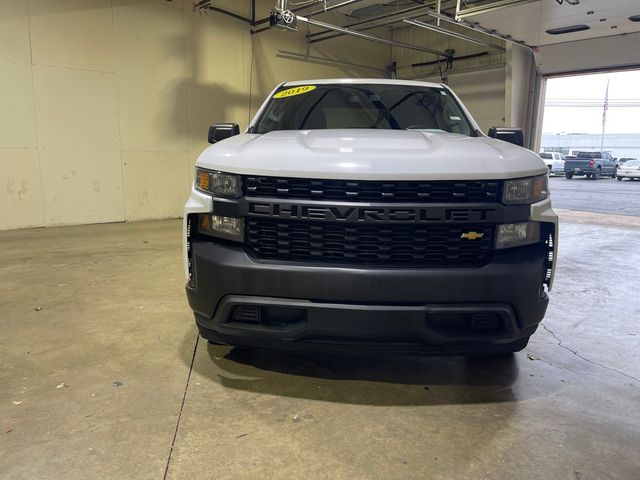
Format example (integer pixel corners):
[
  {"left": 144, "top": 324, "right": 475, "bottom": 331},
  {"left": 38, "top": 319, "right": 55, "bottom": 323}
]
[{"left": 541, "top": 69, "right": 640, "bottom": 135}]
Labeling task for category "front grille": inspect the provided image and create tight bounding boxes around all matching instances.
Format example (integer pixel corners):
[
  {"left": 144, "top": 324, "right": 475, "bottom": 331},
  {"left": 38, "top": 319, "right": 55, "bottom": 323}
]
[
  {"left": 246, "top": 219, "right": 494, "bottom": 266},
  {"left": 245, "top": 176, "right": 500, "bottom": 203}
]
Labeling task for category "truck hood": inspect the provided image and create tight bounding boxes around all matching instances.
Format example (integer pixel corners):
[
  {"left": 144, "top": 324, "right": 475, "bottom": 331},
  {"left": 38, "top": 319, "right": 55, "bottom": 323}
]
[{"left": 196, "top": 130, "right": 547, "bottom": 180}]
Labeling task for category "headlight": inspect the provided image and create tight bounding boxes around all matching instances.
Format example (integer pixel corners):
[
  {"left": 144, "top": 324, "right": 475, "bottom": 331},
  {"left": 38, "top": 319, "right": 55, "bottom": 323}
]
[
  {"left": 195, "top": 168, "right": 241, "bottom": 198},
  {"left": 502, "top": 175, "right": 548, "bottom": 205},
  {"left": 495, "top": 222, "right": 540, "bottom": 249},
  {"left": 198, "top": 214, "right": 244, "bottom": 242}
]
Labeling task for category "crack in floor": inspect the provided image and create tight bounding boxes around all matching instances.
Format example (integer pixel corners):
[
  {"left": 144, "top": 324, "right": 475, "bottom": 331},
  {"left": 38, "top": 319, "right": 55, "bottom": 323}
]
[
  {"left": 163, "top": 333, "right": 200, "bottom": 480},
  {"left": 541, "top": 323, "right": 640, "bottom": 385}
]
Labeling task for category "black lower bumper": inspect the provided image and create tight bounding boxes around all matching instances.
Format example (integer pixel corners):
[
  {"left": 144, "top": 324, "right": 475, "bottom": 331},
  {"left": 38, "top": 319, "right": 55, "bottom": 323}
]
[{"left": 187, "top": 242, "right": 549, "bottom": 354}]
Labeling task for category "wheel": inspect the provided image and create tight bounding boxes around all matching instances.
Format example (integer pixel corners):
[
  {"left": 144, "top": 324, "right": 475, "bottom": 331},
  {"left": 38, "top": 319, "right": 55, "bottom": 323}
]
[
  {"left": 592, "top": 168, "right": 601, "bottom": 180},
  {"left": 586, "top": 173, "right": 592, "bottom": 179},
  {"left": 617, "top": 176, "right": 622, "bottom": 181},
  {"left": 565, "top": 172, "right": 573, "bottom": 179}
]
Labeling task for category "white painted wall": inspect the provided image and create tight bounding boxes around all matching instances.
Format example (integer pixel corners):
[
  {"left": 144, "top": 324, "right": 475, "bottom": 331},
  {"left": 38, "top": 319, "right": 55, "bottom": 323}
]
[
  {"left": 536, "top": 32, "right": 640, "bottom": 75},
  {"left": 0, "top": 0, "right": 390, "bottom": 230}
]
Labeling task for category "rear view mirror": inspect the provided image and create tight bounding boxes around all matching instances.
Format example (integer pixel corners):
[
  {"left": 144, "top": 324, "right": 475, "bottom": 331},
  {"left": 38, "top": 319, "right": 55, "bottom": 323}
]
[
  {"left": 488, "top": 127, "right": 524, "bottom": 147},
  {"left": 208, "top": 123, "right": 240, "bottom": 144}
]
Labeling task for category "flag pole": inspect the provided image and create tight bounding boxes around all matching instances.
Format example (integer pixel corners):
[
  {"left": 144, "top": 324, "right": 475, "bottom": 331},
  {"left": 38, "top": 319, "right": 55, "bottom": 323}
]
[{"left": 600, "top": 79, "right": 609, "bottom": 153}]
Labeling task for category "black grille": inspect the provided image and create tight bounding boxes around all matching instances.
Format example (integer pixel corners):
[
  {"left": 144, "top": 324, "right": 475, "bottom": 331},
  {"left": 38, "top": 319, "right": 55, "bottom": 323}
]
[
  {"left": 246, "top": 219, "right": 494, "bottom": 266},
  {"left": 245, "top": 176, "right": 500, "bottom": 203}
]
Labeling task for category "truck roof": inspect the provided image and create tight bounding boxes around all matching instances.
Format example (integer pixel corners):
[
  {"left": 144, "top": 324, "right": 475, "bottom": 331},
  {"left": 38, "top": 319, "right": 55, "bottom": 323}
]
[{"left": 282, "top": 78, "right": 445, "bottom": 89}]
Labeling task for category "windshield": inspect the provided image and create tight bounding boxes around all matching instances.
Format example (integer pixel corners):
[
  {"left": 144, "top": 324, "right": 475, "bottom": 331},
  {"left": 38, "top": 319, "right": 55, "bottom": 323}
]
[
  {"left": 575, "top": 152, "right": 602, "bottom": 158},
  {"left": 253, "top": 83, "right": 475, "bottom": 136}
]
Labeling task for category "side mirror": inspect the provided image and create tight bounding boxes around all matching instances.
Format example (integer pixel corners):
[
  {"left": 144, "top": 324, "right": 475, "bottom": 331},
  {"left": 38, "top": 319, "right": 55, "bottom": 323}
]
[
  {"left": 208, "top": 123, "right": 240, "bottom": 144},
  {"left": 488, "top": 127, "right": 524, "bottom": 147}
]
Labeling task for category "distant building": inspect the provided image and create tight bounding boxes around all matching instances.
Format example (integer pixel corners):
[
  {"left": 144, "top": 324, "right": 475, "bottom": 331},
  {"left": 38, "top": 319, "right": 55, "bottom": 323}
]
[{"left": 540, "top": 133, "right": 640, "bottom": 159}]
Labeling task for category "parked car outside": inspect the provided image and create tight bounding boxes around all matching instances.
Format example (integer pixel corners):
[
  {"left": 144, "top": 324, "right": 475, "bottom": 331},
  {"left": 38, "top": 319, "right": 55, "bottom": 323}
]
[
  {"left": 539, "top": 152, "right": 565, "bottom": 175},
  {"left": 564, "top": 151, "right": 617, "bottom": 180},
  {"left": 617, "top": 159, "right": 640, "bottom": 181},
  {"left": 616, "top": 157, "right": 637, "bottom": 169}
]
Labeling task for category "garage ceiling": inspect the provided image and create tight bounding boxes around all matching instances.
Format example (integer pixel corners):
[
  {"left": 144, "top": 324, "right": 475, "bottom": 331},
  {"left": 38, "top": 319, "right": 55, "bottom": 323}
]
[
  {"left": 199, "top": 1, "right": 640, "bottom": 53},
  {"left": 463, "top": 0, "right": 640, "bottom": 47}
]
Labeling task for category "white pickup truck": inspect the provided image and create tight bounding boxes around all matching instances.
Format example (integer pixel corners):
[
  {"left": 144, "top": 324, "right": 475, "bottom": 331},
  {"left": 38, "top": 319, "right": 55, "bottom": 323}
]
[
  {"left": 539, "top": 152, "right": 565, "bottom": 176},
  {"left": 184, "top": 79, "right": 558, "bottom": 355}
]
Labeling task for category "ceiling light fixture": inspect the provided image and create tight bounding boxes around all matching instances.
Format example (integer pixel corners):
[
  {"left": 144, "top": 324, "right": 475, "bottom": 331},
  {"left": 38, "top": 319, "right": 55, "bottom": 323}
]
[{"left": 545, "top": 24, "right": 590, "bottom": 35}]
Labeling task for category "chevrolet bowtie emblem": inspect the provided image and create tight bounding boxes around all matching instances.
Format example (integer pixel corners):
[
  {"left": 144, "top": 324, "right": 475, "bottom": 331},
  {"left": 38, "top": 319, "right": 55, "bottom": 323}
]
[{"left": 461, "top": 231, "right": 484, "bottom": 240}]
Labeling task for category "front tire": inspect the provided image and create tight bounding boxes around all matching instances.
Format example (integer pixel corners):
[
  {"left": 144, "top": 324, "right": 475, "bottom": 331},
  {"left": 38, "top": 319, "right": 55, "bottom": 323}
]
[
  {"left": 617, "top": 176, "right": 623, "bottom": 181},
  {"left": 565, "top": 172, "right": 574, "bottom": 179}
]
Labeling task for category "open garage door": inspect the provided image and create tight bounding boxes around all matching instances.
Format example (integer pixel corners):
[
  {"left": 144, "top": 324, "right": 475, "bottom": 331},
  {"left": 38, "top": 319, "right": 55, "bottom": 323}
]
[{"left": 539, "top": 69, "right": 640, "bottom": 162}]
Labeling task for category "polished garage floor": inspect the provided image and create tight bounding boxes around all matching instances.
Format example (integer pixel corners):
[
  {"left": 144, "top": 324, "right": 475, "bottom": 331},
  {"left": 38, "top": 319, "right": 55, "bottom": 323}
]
[{"left": 1, "top": 200, "right": 639, "bottom": 479}]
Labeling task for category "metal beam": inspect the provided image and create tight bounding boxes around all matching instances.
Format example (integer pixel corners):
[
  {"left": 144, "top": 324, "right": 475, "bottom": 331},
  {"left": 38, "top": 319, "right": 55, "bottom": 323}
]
[
  {"left": 410, "top": 50, "right": 490, "bottom": 68},
  {"left": 276, "top": 50, "right": 389, "bottom": 77},
  {"left": 424, "top": 7, "right": 532, "bottom": 47},
  {"left": 307, "top": 0, "right": 368, "bottom": 17},
  {"left": 403, "top": 18, "right": 505, "bottom": 51},
  {"left": 204, "top": 6, "right": 254, "bottom": 24},
  {"left": 309, "top": 3, "right": 439, "bottom": 39},
  {"left": 297, "top": 15, "right": 448, "bottom": 57},
  {"left": 254, "top": 0, "right": 367, "bottom": 26},
  {"left": 309, "top": 22, "right": 403, "bottom": 44}
]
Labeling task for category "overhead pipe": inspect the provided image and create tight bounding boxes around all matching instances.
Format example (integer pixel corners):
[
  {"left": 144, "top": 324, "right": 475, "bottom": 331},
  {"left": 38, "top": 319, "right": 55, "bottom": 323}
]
[
  {"left": 307, "top": 2, "right": 531, "bottom": 49},
  {"left": 424, "top": 7, "right": 532, "bottom": 47},
  {"left": 276, "top": 50, "right": 390, "bottom": 77},
  {"left": 254, "top": 0, "right": 367, "bottom": 26},
  {"left": 203, "top": 6, "right": 254, "bottom": 24},
  {"left": 410, "top": 50, "right": 490, "bottom": 68},
  {"left": 308, "top": 2, "right": 441, "bottom": 39},
  {"left": 296, "top": 14, "right": 448, "bottom": 58},
  {"left": 403, "top": 18, "right": 505, "bottom": 51}
]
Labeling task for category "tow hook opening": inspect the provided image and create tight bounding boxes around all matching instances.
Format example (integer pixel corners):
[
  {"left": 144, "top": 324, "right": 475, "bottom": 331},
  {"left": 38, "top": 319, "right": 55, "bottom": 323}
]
[{"left": 230, "top": 305, "right": 307, "bottom": 328}]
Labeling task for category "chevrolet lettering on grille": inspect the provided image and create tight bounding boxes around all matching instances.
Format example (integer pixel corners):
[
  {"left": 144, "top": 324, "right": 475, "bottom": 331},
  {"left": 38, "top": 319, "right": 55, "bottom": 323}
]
[{"left": 247, "top": 202, "right": 497, "bottom": 224}]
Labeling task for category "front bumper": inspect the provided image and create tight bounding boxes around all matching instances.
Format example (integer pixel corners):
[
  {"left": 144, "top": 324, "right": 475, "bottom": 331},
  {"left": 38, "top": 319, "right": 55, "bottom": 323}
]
[
  {"left": 565, "top": 168, "right": 594, "bottom": 175},
  {"left": 186, "top": 241, "right": 549, "bottom": 354},
  {"left": 618, "top": 171, "right": 640, "bottom": 179}
]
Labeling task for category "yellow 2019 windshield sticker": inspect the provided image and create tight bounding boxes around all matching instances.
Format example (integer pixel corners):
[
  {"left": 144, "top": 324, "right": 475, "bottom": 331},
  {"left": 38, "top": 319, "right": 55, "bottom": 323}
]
[{"left": 273, "top": 85, "right": 316, "bottom": 99}]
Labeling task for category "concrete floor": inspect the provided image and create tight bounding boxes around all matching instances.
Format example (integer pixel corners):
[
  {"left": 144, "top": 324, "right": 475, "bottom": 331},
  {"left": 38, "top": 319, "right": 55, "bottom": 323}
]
[
  {"left": 1, "top": 212, "right": 640, "bottom": 479},
  {"left": 549, "top": 176, "right": 640, "bottom": 216}
]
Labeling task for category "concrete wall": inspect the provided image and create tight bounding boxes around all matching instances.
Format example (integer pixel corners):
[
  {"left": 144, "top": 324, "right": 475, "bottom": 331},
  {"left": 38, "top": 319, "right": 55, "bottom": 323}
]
[{"left": 0, "top": 0, "right": 390, "bottom": 230}]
